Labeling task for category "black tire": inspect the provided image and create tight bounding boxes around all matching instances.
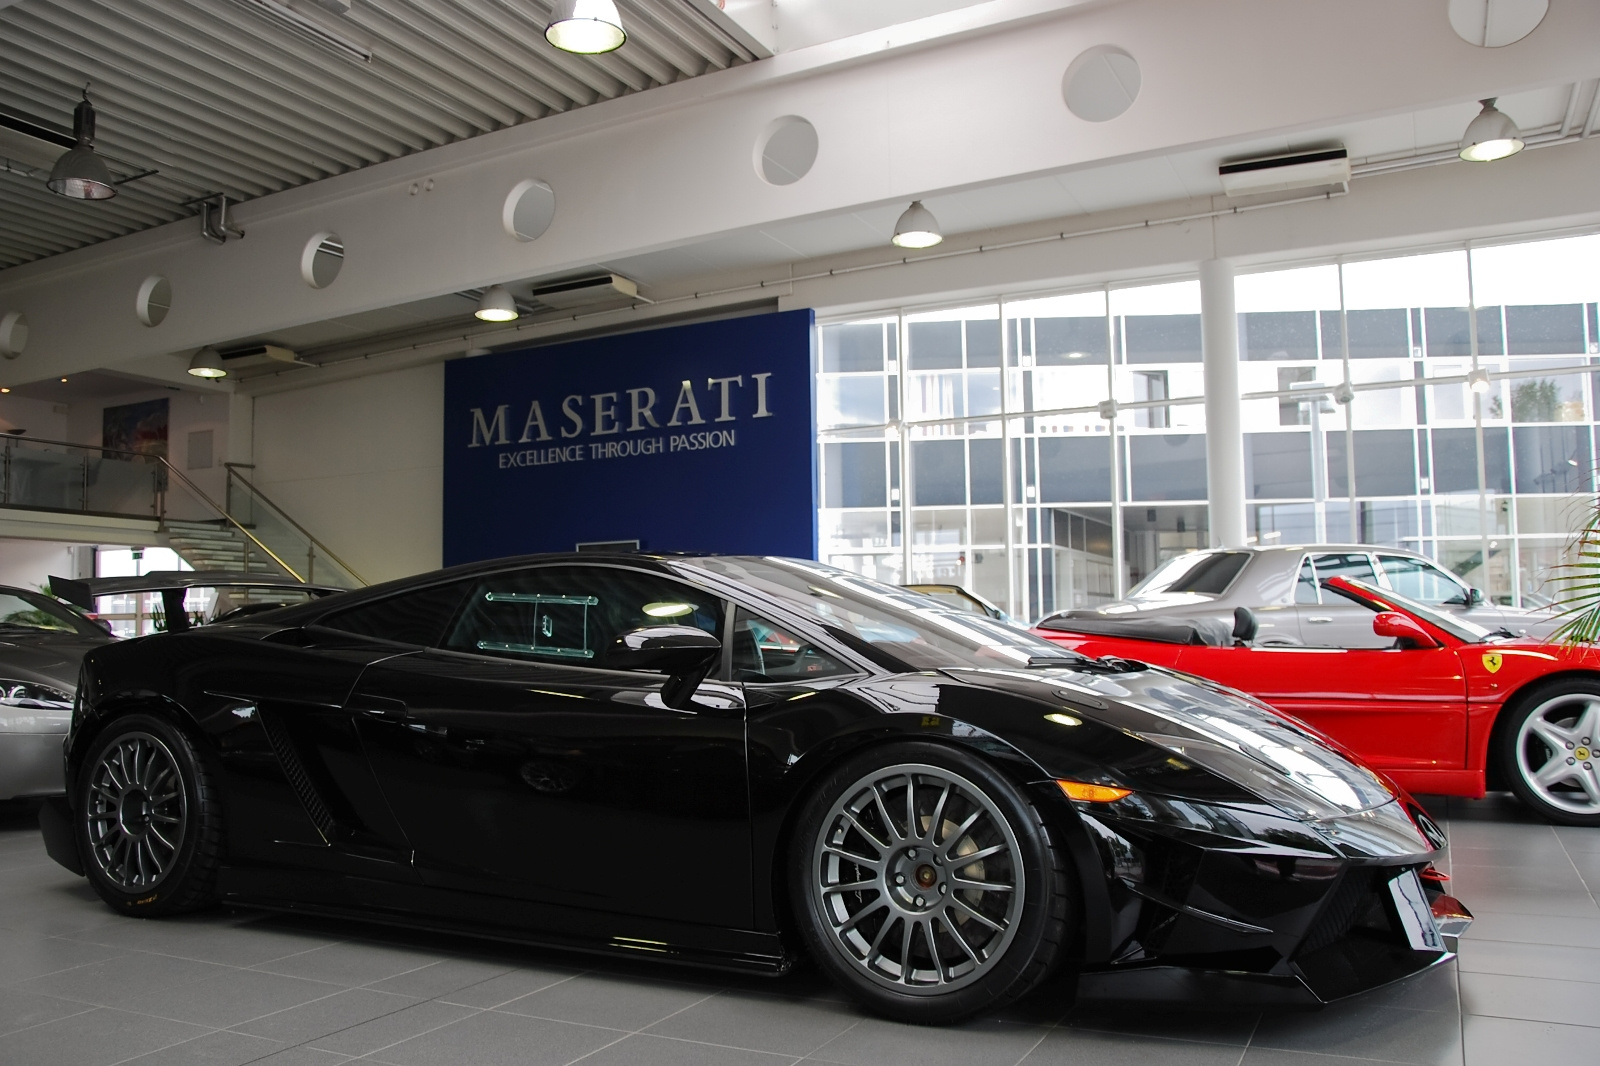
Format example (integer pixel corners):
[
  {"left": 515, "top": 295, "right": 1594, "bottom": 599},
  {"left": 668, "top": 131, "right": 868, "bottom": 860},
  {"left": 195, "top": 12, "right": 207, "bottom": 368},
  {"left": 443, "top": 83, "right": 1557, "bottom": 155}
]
[
  {"left": 1497, "top": 678, "right": 1600, "bottom": 827},
  {"left": 75, "top": 713, "right": 223, "bottom": 916},
  {"left": 789, "top": 741, "right": 1071, "bottom": 1024}
]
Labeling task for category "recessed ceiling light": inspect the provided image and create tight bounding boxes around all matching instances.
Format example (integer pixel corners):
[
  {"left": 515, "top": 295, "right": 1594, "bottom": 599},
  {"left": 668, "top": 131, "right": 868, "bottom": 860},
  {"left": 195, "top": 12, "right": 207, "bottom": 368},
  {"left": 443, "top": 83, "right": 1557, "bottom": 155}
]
[
  {"left": 891, "top": 200, "right": 943, "bottom": 249},
  {"left": 1459, "top": 99, "right": 1524, "bottom": 162},
  {"left": 546, "top": 0, "right": 626, "bottom": 54}
]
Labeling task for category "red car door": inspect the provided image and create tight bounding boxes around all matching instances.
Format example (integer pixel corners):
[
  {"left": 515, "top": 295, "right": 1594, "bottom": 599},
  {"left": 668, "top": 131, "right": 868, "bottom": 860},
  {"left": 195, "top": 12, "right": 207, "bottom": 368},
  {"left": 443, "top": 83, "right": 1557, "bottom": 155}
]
[{"left": 1171, "top": 642, "right": 1470, "bottom": 776}]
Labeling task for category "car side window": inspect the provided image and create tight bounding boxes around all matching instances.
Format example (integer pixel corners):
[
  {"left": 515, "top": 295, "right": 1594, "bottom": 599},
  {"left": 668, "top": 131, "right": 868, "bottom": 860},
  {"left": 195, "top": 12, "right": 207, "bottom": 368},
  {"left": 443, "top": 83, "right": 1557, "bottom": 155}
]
[
  {"left": 318, "top": 580, "right": 473, "bottom": 646},
  {"left": 1378, "top": 555, "right": 1468, "bottom": 606},
  {"left": 1294, "top": 558, "right": 1321, "bottom": 604},
  {"left": 1311, "top": 552, "right": 1378, "bottom": 587},
  {"left": 442, "top": 566, "right": 724, "bottom": 667},
  {"left": 730, "top": 607, "right": 853, "bottom": 683}
]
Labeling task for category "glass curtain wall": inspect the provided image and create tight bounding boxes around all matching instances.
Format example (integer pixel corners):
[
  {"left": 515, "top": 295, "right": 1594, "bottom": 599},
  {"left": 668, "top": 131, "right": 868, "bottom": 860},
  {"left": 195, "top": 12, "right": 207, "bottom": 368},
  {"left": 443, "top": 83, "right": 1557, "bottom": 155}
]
[{"left": 817, "top": 232, "right": 1600, "bottom": 621}]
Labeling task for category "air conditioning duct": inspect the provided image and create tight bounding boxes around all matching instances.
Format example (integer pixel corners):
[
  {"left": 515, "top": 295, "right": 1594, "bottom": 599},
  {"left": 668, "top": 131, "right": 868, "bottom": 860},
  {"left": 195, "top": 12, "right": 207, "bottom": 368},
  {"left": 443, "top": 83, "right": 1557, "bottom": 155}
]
[
  {"left": 529, "top": 273, "right": 639, "bottom": 310},
  {"left": 216, "top": 343, "right": 306, "bottom": 373},
  {"left": 1219, "top": 147, "right": 1350, "bottom": 197}
]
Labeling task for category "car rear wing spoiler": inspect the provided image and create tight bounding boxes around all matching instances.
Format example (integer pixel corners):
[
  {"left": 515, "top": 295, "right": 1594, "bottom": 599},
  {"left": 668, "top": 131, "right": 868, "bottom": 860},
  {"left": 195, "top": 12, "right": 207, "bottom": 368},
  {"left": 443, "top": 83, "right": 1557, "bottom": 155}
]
[{"left": 48, "top": 571, "right": 343, "bottom": 633}]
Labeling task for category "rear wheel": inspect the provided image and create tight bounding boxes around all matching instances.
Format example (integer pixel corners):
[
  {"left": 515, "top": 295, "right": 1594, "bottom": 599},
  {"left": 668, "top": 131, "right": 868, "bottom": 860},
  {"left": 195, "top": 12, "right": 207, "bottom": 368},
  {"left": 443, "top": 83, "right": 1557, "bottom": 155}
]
[
  {"left": 76, "top": 714, "right": 223, "bottom": 916},
  {"left": 1498, "top": 680, "right": 1600, "bottom": 827},
  {"left": 790, "top": 742, "right": 1070, "bottom": 1023}
]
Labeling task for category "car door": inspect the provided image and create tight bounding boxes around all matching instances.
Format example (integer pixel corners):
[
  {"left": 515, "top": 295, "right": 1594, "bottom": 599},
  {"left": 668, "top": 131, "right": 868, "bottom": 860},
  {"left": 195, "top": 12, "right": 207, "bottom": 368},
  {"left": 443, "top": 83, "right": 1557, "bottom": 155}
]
[
  {"left": 1295, "top": 552, "right": 1391, "bottom": 649},
  {"left": 346, "top": 563, "right": 754, "bottom": 928},
  {"left": 1173, "top": 620, "right": 1469, "bottom": 774}
]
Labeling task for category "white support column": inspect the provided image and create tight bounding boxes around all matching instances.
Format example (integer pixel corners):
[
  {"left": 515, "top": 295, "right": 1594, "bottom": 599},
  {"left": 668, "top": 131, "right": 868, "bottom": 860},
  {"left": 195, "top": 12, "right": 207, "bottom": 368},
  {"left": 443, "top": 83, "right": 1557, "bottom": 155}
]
[{"left": 1200, "top": 259, "right": 1246, "bottom": 548}]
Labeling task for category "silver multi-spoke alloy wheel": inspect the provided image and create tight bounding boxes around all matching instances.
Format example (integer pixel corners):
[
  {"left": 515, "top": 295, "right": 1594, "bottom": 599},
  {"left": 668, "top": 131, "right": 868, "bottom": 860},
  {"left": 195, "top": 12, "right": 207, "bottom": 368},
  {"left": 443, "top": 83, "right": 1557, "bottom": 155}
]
[
  {"left": 1515, "top": 692, "right": 1600, "bottom": 817},
  {"left": 808, "top": 763, "right": 1025, "bottom": 995},
  {"left": 84, "top": 731, "right": 188, "bottom": 891}
]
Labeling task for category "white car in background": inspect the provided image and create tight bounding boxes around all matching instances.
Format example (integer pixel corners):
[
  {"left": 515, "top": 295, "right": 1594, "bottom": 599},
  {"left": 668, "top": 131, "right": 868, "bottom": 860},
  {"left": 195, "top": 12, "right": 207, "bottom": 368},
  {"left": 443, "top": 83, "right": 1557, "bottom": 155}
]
[{"left": 1039, "top": 545, "right": 1559, "bottom": 649}]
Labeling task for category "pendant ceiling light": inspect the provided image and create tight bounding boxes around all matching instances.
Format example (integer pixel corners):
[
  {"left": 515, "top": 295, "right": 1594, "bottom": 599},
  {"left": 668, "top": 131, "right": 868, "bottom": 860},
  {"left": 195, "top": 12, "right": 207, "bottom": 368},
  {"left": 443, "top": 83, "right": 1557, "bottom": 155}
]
[
  {"left": 546, "top": 0, "right": 626, "bottom": 54},
  {"left": 47, "top": 90, "right": 116, "bottom": 200},
  {"left": 891, "top": 200, "right": 943, "bottom": 249},
  {"left": 1459, "top": 99, "right": 1524, "bottom": 162},
  {"left": 475, "top": 285, "right": 519, "bottom": 322},
  {"left": 187, "top": 347, "right": 227, "bottom": 379},
  {"left": 1467, "top": 367, "right": 1492, "bottom": 394}
]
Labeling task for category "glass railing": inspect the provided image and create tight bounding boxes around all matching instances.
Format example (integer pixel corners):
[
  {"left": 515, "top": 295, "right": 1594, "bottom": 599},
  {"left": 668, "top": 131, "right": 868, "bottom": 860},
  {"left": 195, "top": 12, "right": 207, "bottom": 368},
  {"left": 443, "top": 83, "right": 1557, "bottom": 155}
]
[
  {"left": 0, "top": 435, "right": 365, "bottom": 588},
  {"left": 225, "top": 465, "right": 365, "bottom": 588}
]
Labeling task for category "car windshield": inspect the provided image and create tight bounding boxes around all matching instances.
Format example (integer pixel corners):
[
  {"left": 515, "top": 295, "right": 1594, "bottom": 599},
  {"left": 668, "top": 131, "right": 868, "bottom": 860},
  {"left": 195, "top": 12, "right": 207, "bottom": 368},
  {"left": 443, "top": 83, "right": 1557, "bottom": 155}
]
[
  {"left": 1127, "top": 551, "right": 1250, "bottom": 598},
  {"left": 1331, "top": 578, "right": 1494, "bottom": 643},
  {"left": 693, "top": 558, "right": 1089, "bottom": 671},
  {"left": 0, "top": 591, "right": 85, "bottom": 634}
]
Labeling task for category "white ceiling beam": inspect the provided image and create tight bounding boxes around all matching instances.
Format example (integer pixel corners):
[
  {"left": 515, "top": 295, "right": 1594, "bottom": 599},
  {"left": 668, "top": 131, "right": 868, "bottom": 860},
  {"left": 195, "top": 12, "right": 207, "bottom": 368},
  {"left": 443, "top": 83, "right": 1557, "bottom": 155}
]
[{"left": 1, "top": 0, "right": 1597, "bottom": 382}]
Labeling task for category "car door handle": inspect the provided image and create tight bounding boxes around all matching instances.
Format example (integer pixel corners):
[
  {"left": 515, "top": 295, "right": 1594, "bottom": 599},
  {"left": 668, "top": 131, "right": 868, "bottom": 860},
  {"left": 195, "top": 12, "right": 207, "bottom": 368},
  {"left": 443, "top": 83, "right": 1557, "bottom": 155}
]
[
  {"left": 350, "top": 695, "right": 407, "bottom": 721},
  {"left": 1307, "top": 616, "right": 1333, "bottom": 624}
]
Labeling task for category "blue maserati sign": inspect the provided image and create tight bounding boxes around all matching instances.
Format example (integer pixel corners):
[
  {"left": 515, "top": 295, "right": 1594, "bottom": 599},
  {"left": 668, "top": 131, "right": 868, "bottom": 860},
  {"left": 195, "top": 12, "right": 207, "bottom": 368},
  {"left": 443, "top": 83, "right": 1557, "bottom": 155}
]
[{"left": 443, "top": 309, "right": 816, "bottom": 565}]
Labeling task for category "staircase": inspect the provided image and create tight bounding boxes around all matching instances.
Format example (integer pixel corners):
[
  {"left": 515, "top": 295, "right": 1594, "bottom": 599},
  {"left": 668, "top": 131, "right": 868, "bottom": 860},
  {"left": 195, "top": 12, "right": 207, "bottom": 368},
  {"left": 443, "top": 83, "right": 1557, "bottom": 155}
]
[{"left": 161, "top": 519, "right": 295, "bottom": 578}]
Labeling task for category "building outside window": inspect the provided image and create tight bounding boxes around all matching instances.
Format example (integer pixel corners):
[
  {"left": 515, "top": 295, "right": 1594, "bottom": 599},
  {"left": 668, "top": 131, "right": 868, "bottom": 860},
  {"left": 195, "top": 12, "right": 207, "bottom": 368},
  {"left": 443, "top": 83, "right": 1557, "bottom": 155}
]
[{"left": 816, "top": 232, "right": 1600, "bottom": 621}]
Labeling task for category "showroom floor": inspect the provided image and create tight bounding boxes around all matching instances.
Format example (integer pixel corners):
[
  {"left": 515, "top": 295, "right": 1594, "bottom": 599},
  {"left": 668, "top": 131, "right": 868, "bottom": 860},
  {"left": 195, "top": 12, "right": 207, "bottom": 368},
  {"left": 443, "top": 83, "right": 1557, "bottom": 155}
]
[{"left": 0, "top": 796, "right": 1595, "bottom": 1066}]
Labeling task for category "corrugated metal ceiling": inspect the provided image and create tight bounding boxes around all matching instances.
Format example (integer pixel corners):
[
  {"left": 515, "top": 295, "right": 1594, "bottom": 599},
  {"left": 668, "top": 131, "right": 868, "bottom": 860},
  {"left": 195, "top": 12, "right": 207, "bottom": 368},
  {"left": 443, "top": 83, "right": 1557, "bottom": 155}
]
[{"left": 0, "top": 0, "right": 762, "bottom": 270}]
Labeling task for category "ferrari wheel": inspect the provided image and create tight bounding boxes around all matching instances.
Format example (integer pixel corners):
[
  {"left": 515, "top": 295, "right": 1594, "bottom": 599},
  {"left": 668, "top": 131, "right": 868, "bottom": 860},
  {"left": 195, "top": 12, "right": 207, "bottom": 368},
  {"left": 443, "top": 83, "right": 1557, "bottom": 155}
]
[
  {"left": 77, "top": 714, "right": 223, "bottom": 916},
  {"left": 791, "top": 743, "right": 1070, "bottom": 1023},
  {"left": 1500, "top": 680, "right": 1600, "bottom": 827}
]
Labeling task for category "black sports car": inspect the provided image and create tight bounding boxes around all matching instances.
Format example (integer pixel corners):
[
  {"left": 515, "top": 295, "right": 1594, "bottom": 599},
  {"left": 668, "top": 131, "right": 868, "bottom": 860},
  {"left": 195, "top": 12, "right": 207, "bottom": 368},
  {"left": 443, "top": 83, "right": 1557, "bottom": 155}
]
[{"left": 40, "top": 554, "right": 1470, "bottom": 1022}]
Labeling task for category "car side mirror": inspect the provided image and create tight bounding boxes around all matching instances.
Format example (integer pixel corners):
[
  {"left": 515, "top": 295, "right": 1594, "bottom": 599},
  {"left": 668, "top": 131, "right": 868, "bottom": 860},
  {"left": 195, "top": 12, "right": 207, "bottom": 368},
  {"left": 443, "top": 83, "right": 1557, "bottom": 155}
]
[
  {"left": 1467, "top": 587, "right": 1485, "bottom": 607},
  {"left": 608, "top": 625, "right": 721, "bottom": 708},
  {"left": 1372, "top": 611, "right": 1440, "bottom": 649}
]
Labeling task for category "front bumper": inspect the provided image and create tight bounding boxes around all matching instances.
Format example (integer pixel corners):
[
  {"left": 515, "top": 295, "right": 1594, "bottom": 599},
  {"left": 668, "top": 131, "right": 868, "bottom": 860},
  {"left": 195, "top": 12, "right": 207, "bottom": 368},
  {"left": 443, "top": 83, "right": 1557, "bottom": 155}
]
[{"left": 1070, "top": 798, "right": 1469, "bottom": 1005}]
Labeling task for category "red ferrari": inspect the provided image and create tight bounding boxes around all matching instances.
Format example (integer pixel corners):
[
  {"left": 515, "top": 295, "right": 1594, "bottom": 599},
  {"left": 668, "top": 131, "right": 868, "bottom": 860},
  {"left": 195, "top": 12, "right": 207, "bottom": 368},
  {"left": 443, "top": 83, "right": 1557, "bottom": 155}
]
[{"left": 1033, "top": 575, "right": 1600, "bottom": 826}]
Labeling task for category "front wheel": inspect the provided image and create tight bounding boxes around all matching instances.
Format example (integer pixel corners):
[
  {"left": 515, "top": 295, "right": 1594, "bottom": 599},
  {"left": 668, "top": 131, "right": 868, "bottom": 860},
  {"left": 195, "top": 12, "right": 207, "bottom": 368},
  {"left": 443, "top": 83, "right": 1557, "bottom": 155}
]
[
  {"left": 1498, "top": 681, "right": 1600, "bottom": 827},
  {"left": 76, "top": 714, "right": 223, "bottom": 916},
  {"left": 789, "top": 743, "right": 1071, "bottom": 1023}
]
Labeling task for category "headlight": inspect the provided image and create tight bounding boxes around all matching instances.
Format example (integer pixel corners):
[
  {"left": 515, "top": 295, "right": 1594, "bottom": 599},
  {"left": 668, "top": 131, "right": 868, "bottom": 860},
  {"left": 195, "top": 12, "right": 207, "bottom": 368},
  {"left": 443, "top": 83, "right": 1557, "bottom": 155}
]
[{"left": 0, "top": 680, "right": 74, "bottom": 709}]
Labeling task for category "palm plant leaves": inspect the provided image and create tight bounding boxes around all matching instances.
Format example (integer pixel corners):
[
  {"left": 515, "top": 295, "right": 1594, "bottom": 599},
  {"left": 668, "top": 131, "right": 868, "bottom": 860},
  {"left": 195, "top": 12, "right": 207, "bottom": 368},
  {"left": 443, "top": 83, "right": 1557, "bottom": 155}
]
[{"left": 1549, "top": 508, "right": 1600, "bottom": 645}]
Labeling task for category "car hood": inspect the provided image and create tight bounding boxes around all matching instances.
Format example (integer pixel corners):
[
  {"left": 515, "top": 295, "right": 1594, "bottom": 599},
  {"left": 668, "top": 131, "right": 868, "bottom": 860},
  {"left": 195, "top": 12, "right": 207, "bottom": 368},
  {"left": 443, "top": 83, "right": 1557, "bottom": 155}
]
[
  {"left": 926, "top": 662, "right": 1438, "bottom": 858},
  {"left": 0, "top": 632, "right": 107, "bottom": 691}
]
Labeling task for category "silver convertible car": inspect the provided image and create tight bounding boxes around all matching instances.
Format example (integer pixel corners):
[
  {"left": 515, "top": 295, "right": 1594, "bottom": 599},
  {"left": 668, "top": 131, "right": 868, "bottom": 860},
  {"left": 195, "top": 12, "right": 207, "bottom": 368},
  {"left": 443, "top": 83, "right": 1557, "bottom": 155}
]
[{"left": 1040, "top": 545, "right": 1558, "bottom": 649}]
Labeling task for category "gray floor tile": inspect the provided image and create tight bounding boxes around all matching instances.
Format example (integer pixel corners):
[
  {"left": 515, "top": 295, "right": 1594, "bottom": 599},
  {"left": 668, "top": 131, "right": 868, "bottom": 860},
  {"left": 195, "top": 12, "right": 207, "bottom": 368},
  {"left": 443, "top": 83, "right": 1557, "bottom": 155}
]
[
  {"left": 251, "top": 940, "right": 448, "bottom": 986},
  {"left": 436, "top": 964, "right": 580, "bottom": 1008},
  {"left": 1450, "top": 889, "right": 1599, "bottom": 918},
  {"left": 67, "top": 912, "right": 343, "bottom": 968},
  {"left": 1551, "top": 827, "right": 1600, "bottom": 853},
  {"left": 645, "top": 988, "right": 861, "bottom": 1056},
  {"left": 1462, "top": 910, "right": 1600, "bottom": 948},
  {"left": 806, "top": 1016, "right": 1049, "bottom": 1066},
  {"left": 1251, "top": 1003, "right": 1462, "bottom": 1065},
  {"left": 118, "top": 966, "right": 345, "bottom": 1028},
  {"left": 363, "top": 956, "right": 518, "bottom": 999},
  {"left": 0, "top": 933, "right": 124, "bottom": 986},
  {"left": 1463, "top": 1014, "right": 1600, "bottom": 1066},
  {"left": 1457, "top": 939, "right": 1600, "bottom": 983},
  {"left": 1239, "top": 1051, "right": 1430, "bottom": 1066},
  {"left": 247, "top": 1049, "right": 352, "bottom": 1066},
  {"left": 1459, "top": 971, "right": 1600, "bottom": 1028},
  {"left": 1369, "top": 961, "right": 1459, "bottom": 1013},
  {"left": 583, "top": 1033, "right": 800, "bottom": 1066},
  {"left": 1020, "top": 1027, "right": 1246, "bottom": 1066},
  {"left": 307, "top": 999, "right": 478, "bottom": 1056},
  {"left": 1448, "top": 863, "right": 1591, "bottom": 894},
  {"left": 118, "top": 1028, "right": 287, "bottom": 1066},
  {"left": 15, "top": 948, "right": 237, "bottom": 1009},
  {"left": 496, "top": 970, "right": 717, "bottom": 1030},
  {"left": 0, "top": 1005, "right": 212, "bottom": 1066},
  {"left": 365, "top": 1010, "right": 623, "bottom": 1066},
  {"left": 0, "top": 984, "right": 95, "bottom": 1036},
  {"left": 1064, "top": 1004, "right": 1261, "bottom": 1045},
  {"left": 231, "top": 987, "right": 421, "bottom": 1044}
]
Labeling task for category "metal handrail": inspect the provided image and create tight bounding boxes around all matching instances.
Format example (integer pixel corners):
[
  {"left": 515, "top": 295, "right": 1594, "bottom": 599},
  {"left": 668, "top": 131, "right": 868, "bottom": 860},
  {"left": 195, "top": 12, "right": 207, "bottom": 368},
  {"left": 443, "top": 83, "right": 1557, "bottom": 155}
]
[
  {"left": 223, "top": 463, "right": 367, "bottom": 586},
  {"left": 0, "top": 434, "right": 308, "bottom": 584}
]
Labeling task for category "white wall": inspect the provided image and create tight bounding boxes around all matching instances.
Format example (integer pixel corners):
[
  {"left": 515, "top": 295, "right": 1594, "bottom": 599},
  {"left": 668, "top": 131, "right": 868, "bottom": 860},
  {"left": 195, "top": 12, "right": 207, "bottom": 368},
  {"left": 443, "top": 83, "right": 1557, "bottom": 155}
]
[
  {"left": 251, "top": 362, "right": 443, "bottom": 584},
  {"left": 0, "top": 540, "right": 89, "bottom": 592},
  {"left": 61, "top": 388, "right": 233, "bottom": 506},
  {"left": 0, "top": 394, "right": 68, "bottom": 439}
]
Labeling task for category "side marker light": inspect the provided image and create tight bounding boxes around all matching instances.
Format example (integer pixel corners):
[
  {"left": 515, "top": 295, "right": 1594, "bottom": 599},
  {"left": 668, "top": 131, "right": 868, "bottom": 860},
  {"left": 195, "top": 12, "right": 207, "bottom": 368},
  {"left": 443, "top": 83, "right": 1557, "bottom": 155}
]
[{"left": 1056, "top": 780, "right": 1132, "bottom": 803}]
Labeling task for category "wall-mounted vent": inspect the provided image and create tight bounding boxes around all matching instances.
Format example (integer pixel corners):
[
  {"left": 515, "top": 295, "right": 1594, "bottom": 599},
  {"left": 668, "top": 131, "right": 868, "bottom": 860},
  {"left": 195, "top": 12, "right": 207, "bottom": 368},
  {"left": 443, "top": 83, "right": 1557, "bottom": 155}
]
[
  {"left": 216, "top": 343, "right": 309, "bottom": 377},
  {"left": 530, "top": 273, "right": 639, "bottom": 310},
  {"left": 1219, "top": 147, "right": 1350, "bottom": 197}
]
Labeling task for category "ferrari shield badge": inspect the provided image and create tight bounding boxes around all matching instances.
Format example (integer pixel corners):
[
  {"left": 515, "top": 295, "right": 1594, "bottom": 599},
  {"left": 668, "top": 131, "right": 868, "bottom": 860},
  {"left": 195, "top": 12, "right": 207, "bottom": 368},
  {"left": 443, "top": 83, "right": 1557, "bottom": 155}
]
[{"left": 1482, "top": 652, "right": 1503, "bottom": 674}]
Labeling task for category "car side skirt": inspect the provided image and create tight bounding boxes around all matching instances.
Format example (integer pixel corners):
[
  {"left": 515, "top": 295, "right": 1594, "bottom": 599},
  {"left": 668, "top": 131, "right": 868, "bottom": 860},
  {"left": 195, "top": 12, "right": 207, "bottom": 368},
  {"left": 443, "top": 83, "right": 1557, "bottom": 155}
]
[{"left": 214, "top": 866, "right": 795, "bottom": 976}]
